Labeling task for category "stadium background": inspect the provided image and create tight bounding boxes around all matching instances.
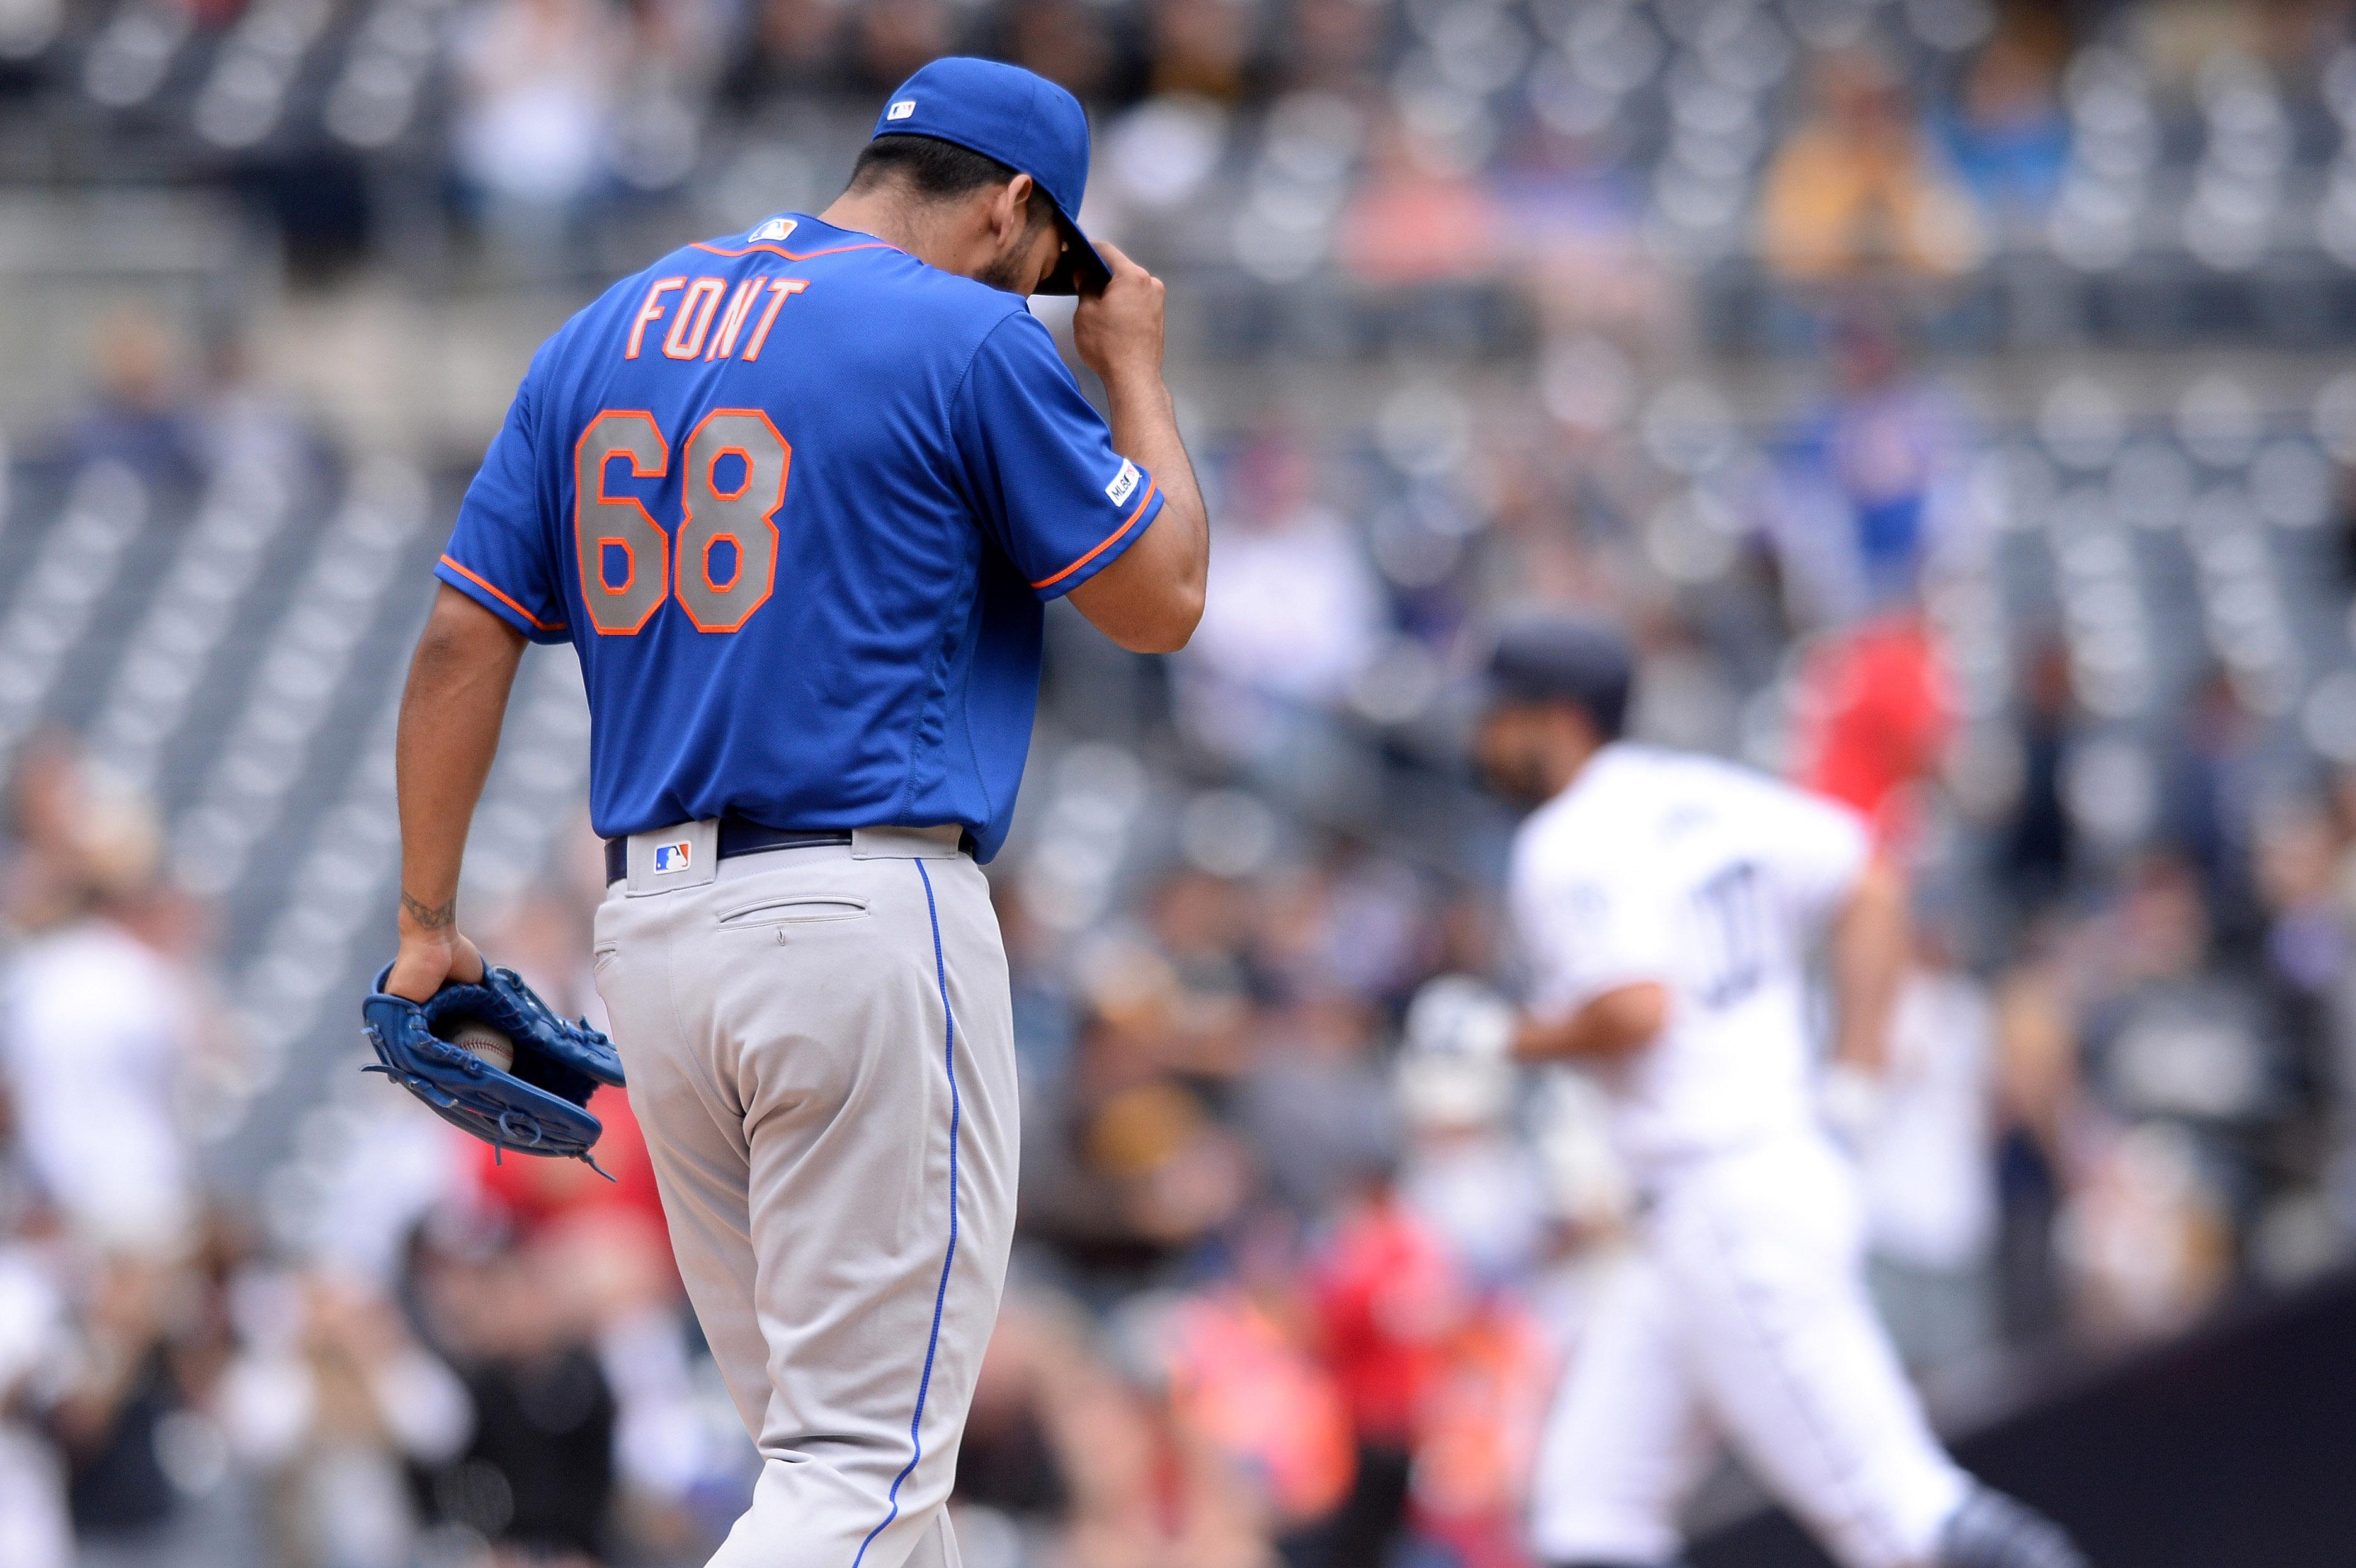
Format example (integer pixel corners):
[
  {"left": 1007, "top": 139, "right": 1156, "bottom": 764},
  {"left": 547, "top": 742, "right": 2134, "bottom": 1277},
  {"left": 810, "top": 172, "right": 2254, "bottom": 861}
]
[{"left": 1, "top": 0, "right": 2355, "bottom": 1564}]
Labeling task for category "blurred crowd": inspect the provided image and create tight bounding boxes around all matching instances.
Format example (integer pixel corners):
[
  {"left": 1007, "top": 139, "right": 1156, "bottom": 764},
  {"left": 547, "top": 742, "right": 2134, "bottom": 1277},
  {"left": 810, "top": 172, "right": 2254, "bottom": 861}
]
[
  {"left": 21, "top": 0, "right": 2356, "bottom": 308},
  {"left": 9, "top": 314, "right": 2356, "bottom": 1568},
  {"left": 409, "top": 0, "right": 2356, "bottom": 285},
  {"left": 6, "top": 3, "right": 2356, "bottom": 1567},
  {"left": 435, "top": 0, "right": 2132, "bottom": 285}
]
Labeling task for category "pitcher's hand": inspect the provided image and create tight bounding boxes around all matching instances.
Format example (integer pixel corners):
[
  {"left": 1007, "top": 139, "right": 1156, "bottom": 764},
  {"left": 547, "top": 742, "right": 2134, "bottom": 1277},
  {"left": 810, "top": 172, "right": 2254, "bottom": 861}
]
[{"left": 1073, "top": 241, "right": 1166, "bottom": 390}]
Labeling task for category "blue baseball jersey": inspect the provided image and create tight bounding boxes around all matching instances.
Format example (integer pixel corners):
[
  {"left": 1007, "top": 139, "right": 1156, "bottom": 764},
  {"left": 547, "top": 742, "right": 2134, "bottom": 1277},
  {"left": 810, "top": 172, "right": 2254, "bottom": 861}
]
[{"left": 436, "top": 213, "right": 1164, "bottom": 861}]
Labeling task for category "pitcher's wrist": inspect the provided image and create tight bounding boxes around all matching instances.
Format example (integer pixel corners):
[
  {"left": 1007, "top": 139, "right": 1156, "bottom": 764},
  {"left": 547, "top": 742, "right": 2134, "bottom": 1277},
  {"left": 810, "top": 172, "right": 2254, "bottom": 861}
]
[
  {"left": 397, "top": 888, "right": 458, "bottom": 940},
  {"left": 1100, "top": 363, "right": 1171, "bottom": 414}
]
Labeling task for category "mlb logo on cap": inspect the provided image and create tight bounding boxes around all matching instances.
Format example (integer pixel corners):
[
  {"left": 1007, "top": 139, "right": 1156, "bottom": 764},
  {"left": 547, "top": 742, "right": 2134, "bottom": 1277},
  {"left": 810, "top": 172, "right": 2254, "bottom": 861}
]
[
  {"left": 653, "top": 841, "right": 692, "bottom": 874},
  {"left": 887, "top": 99, "right": 915, "bottom": 120}
]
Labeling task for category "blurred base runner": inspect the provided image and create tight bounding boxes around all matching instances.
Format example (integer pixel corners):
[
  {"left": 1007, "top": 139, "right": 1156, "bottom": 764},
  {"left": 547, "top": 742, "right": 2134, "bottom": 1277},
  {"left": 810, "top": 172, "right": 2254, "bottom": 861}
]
[
  {"left": 1448, "top": 613, "right": 2088, "bottom": 1568},
  {"left": 1530, "top": 1132, "right": 1970, "bottom": 1567}
]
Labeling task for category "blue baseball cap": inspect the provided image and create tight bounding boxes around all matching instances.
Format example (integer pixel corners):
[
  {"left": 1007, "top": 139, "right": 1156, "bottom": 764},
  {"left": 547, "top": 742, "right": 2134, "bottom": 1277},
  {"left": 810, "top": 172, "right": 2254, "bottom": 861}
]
[{"left": 871, "top": 57, "right": 1112, "bottom": 297}]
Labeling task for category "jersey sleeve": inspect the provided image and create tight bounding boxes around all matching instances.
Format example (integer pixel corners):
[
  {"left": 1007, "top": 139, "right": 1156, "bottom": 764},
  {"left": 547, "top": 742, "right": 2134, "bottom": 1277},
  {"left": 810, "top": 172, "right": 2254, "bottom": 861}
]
[
  {"left": 1511, "top": 836, "right": 1676, "bottom": 1019},
  {"left": 435, "top": 372, "right": 571, "bottom": 644},
  {"left": 1753, "top": 780, "right": 1873, "bottom": 928},
  {"left": 950, "top": 310, "right": 1165, "bottom": 601}
]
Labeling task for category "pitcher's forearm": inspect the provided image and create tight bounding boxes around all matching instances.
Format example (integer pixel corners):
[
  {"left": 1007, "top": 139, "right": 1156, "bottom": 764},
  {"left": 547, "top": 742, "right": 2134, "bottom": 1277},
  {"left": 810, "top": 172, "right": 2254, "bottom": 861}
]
[
  {"left": 1106, "top": 368, "right": 1206, "bottom": 582},
  {"left": 394, "top": 587, "right": 525, "bottom": 943},
  {"left": 1066, "top": 240, "right": 1207, "bottom": 652}
]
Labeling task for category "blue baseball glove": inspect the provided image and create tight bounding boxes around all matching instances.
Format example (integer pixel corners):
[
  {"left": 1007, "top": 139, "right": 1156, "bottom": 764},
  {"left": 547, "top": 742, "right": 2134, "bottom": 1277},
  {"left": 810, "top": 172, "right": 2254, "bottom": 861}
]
[{"left": 360, "top": 962, "right": 626, "bottom": 1173}]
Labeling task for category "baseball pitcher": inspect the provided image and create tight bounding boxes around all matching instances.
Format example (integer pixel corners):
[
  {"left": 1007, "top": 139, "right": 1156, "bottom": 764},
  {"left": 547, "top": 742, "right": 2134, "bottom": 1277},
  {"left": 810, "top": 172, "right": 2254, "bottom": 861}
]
[
  {"left": 1431, "top": 615, "right": 2086, "bottom": 1568},
  {"left": 371, "top": 58, "right": 1207, "bottom": 1568}
]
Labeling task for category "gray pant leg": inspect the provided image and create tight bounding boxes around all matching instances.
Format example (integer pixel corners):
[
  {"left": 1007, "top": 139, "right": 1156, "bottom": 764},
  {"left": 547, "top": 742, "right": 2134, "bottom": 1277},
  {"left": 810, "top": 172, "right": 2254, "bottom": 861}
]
[{"left": 596, "top": 848, "right": 1016, "bottom": 1568}]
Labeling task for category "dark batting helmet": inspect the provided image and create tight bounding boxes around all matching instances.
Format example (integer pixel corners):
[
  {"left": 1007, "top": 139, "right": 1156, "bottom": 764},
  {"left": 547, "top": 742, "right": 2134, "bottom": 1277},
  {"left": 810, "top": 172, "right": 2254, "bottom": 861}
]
[{"left": 1482, "top": 611, "right": 1637, "bottom": 740}]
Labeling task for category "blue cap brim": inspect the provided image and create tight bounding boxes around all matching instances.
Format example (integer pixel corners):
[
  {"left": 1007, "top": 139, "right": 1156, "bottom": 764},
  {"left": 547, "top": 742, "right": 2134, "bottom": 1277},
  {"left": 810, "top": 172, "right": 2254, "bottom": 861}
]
[{"left": 1039, "top": 209, "right": 1112, "bottom": 297}]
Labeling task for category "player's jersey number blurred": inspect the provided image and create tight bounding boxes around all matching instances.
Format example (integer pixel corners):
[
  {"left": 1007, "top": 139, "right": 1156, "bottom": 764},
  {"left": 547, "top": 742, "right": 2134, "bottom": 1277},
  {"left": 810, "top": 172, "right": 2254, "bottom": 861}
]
[
  {"left": 1690, "top": 859, "right": 1765, "bottom": 1009},
  {"left": 574, "top": 407, "right": 790, "bottom": 635}
]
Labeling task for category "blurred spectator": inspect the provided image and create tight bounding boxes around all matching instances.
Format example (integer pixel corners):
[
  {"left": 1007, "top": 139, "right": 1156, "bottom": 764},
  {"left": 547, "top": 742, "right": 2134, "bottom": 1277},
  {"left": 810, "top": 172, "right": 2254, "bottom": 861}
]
[
  {"left": 1282, "top": 0, "right": 1383, "bottom": 93},
  {"left": 1307, "top": 1186, "right": 1462, "bottom": 1562},
  {"left": 1393, "top": 1037, "right": 1547, "bottom": 1289},
  {"left": 1403, "top": 1296, "right": 1551, "bottom": 1568},
  {"left": 195, "top": 332, "right": 320, "bottom": 482},
  {"left": 1998, "top": 638, "right": 2080, "bottom": 919},
  {"left": 414, "top": 1218, "right": 620, "bottom": 1560},
  {"left": 1023, "top": 1030, "right": 1253, "bottom": 1279},
  {"left": 959, "top": 1287, "right": 1284, "bottom": 1564},
  {"left": 1767, "top": 310, "right": 1972, "bottom": 623},
  {"left": 2255, "top": 787, "right": 2356, "bottom": 1239},
  {"left": 2156, "top": 668, "right": 2269, "bottom": 946},
  {"left": 999, "top": 0, "right": 1129, "bottom": 101},
  {"left": 848, "top": 0, "right": 958, "bottom": 93},
  {"left": 1760, "top": 47, "right": 1984, "bottom": 285},
  {"left": 953, "top": 1295, "right": 1080, "bottom": 1535},
  {"left": 2058, "top": 1120, "right": 2234, "bottom": 1342},
  {"left": 1178, "top": 436, "right": 1387, "bottom": 764},
  {"left": 0, "top": 1241, "right": 71, "bottom": 1568},
  {"left": 542, "top": 1209, "right": 741, "bottom": 1555},
  {"left": 1339, "top": 115, "right": 1507, "bottom": 285},
  {"left": 1790, "top": 613, "right": 1955, "bottom": 848},
  {"left": 1937, "top": 14, "right": 2073, "bottom": 220},
  {"left": 1860, "top": 924, "right": 2001, "bottom": 1373},
  {"left": 720, "top": 0, "right": 846, "bottom": 105},
  {"left": 47, "top": 1258, "right": 171, "bottom": 1545},
  {"left": 1989, "top": 918, "right": 2085, "bottom": 1343},
  {"left": 1144, "top": 0, "right": 1256, "bottom": 103},
  {"left": 1236, "top": 992, "right": 1395, "bottom": 1220},
  {"left": 2078, "top": 856, "right": 2291, "bottom": 1218},
  {"left": 59, "top": 309, "right": 201, "bottom": 492},
  {"left": 1155, "top": 1229, "right": 1357, "bottom": 1549},
  {"left": 217, "top": 1271, "right": 472, "bottom": 1568},
  {"left": 2, "top": 773, "right": 201, "bottom": 1254},
  {"left": 1081, "top": 1294, "right": 1280, "bottom": 1567},
  {"left": 451, "top": 0, "right": 626, "bottom": 258}
]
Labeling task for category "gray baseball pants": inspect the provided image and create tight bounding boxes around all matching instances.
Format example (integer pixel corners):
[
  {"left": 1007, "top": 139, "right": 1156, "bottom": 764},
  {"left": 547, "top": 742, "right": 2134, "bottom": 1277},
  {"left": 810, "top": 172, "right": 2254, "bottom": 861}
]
[{"left": 591, "top": 826, "right": 1018, "bottom": 1568}]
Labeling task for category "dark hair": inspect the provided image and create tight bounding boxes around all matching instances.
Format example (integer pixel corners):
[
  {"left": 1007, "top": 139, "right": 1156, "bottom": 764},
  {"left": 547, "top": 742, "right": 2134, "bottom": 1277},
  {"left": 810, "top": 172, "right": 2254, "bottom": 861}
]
[{"left": 847, "top": 134, "right": 1057, "bottom": 230}]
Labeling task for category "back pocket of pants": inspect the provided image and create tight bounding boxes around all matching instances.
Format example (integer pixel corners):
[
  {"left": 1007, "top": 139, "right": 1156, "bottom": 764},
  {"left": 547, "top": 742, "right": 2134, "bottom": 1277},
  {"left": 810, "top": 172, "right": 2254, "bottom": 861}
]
[{"left": 715, "top": 894, "right": 870, "bottom": 928}]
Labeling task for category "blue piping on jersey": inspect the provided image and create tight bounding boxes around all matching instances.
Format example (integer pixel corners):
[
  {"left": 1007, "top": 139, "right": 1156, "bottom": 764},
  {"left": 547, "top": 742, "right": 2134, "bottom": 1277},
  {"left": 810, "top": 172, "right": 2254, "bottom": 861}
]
[{"left": 850, "top": 859, "right": 962, "bottom": 1567}]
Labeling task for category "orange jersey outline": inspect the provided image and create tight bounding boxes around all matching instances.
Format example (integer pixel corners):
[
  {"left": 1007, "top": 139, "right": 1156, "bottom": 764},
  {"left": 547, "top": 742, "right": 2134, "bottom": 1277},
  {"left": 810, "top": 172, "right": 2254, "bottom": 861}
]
[
  {"left": 440, "top": 554, "right": 566, "bottom": 633},
  {"left": 1030, "top": 481, "right": 1159, "bottom": 591}
]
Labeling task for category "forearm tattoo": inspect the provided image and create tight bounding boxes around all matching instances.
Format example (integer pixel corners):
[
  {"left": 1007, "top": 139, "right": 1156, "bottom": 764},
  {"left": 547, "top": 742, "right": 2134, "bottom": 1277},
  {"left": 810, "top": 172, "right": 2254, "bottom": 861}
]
[{"left": 401, "top": 892, "right": 457, "bottom": 932}]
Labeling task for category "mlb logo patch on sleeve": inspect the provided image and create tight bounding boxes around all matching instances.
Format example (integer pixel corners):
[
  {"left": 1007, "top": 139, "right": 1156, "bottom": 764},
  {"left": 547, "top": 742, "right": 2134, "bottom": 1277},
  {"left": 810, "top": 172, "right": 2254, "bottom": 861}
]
[
  {"left": 652, "top": 841, "right": 693, "bottom": 874},
  {"left": 1105, "top": 459, "right": 1140, "bottom": 506}
]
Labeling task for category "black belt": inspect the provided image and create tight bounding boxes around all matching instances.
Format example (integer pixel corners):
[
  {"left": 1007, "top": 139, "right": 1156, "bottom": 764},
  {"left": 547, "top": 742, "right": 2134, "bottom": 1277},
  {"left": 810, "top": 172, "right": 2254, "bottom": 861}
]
[{"left": 605, "top": 821, "right": 851, "bottom": 884}]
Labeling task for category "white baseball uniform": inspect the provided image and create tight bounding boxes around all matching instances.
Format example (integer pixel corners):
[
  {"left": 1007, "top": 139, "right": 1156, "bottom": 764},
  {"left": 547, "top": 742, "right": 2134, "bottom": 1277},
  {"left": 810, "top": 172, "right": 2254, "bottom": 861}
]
[{"left": 1512, "top": 743, "right": 1969, "bottom": 1568}]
